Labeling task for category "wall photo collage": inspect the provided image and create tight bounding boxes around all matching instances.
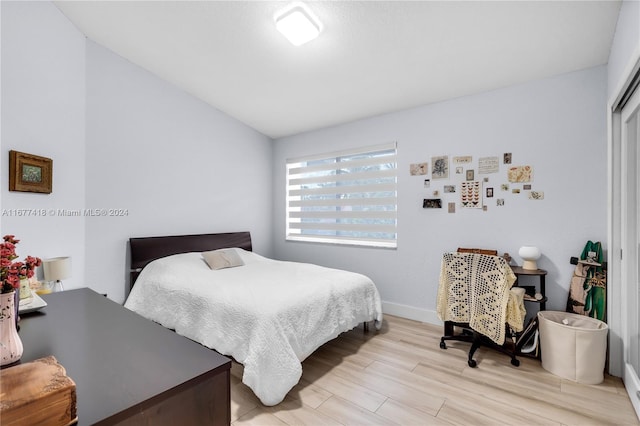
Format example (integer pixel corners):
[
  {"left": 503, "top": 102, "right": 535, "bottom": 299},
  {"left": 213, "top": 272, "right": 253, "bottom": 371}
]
[{"left": 410, "top": 153, "right": 544, "bottom": 213}]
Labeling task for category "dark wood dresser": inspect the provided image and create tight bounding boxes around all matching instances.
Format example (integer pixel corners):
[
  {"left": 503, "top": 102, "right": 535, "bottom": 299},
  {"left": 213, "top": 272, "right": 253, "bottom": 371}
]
[{"left": 13, "top": 288, "right": 231, "bottom": 425}]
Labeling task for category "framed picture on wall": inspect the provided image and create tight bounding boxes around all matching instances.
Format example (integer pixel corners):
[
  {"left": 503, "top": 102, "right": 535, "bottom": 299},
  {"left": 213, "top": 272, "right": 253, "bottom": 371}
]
[
  {"left": 466, "top": 169, "right": 475, "bottom": 181},
  {"left": 423, "top": 198, "right": 442, "bottom": 208},
  {"left": 9, "top": 150, "right": 53, "bottom": 194}
]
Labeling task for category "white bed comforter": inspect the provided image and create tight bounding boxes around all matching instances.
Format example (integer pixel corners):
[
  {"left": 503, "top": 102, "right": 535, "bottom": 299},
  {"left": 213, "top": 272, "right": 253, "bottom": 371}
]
[{"left": 124, "top": 249, "right": 383, "bottom": 406}]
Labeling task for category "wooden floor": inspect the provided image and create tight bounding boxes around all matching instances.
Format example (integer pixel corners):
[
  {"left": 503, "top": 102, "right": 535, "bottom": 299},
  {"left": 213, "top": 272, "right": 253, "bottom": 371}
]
[{"left": 230, "top": 315, "right": 639, "bottom": 425}]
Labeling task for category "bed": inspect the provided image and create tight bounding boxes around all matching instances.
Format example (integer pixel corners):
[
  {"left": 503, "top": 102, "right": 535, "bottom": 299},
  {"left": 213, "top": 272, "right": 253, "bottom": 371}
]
[{"left": 123, "top": 232, "right": 383, "bottom": 406}]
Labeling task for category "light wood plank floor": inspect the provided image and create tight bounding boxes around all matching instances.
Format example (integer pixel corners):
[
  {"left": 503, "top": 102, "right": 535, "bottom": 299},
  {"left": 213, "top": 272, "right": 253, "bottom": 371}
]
[{"left": 230, "top": 315, "right": 639, "bottom": 425}]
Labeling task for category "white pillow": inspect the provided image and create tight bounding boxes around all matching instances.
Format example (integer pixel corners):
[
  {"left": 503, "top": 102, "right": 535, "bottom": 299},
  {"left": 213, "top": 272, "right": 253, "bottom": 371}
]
[{"left": 202, "top": 248, "right": 245, "bottom": 270}]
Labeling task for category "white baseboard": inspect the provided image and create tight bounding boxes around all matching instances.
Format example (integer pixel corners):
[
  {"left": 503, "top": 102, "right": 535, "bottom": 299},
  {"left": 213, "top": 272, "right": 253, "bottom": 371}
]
[{"left": 382, "top": 301, "right": 442, "bottom": 326}]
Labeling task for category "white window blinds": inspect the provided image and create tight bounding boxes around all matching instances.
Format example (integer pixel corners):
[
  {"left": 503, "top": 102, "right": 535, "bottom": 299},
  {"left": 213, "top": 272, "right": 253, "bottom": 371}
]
[{"left": 286, "top": 142, "right": 397, "bottom": 248}]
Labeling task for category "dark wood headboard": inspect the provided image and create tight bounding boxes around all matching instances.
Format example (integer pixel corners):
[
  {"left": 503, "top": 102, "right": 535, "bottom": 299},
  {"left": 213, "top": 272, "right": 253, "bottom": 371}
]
[{"left": 129, "top": 231, "right": 252, "bottom": 290}]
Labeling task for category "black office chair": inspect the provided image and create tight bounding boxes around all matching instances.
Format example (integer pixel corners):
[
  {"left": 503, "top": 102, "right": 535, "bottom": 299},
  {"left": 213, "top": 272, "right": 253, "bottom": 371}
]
[{"left": 437, "top": 250, "right": 525, "bottom": 367}]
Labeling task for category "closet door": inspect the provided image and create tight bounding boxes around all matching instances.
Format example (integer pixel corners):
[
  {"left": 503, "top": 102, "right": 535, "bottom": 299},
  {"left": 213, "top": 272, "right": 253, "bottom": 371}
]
[{"left": 622, "top": 82, "right": 640, "bottom": 417}]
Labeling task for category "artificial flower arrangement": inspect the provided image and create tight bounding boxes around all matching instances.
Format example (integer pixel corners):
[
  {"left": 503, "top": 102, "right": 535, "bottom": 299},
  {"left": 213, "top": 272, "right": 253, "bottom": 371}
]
[{"left": 1, "top": 235, "right": 42, "bottom": 294}]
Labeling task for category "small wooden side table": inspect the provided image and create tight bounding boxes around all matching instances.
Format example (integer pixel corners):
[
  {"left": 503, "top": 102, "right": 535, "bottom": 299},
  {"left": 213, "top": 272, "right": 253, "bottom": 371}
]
[{"left": 511, "top": 266, "right": 547, "bottom": 311}]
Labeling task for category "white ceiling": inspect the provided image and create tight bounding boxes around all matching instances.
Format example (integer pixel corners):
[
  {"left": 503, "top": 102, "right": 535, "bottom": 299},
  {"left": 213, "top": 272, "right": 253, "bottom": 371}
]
[{"left": 54, "top": 1, "right": 621, "bottom": 139}]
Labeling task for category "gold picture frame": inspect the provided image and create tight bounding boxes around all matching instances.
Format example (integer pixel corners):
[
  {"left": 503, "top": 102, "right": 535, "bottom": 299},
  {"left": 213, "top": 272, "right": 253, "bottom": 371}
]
[{"left": 9, "top": 150, "right": 52, "bottom": 194}]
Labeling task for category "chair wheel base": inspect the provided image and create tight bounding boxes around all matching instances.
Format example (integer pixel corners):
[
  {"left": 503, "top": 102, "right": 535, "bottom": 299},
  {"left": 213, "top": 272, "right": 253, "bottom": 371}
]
[
  {"left": 439, "top": 341, "right": 447, "bottom": 349},
  {"left": 511, "top": 358, "right": 520, "bottom": 367},
  {"left": 468, "top": 359, "right": 477, "bottom": 368}
]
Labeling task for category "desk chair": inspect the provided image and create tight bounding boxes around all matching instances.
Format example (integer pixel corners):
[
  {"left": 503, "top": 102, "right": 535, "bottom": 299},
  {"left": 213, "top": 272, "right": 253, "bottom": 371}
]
[{"left": 437, "top": 250, "right": 526, "bottom": 367}]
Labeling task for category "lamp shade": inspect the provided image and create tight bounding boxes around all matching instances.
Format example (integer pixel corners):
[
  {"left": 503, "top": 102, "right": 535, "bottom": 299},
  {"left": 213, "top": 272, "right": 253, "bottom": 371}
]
[
  {"left": 518, "top": 246, "right": 541, "bottom": 270},
  {"left": 43, "top": 257, "right": 72, "bottom": 281}
]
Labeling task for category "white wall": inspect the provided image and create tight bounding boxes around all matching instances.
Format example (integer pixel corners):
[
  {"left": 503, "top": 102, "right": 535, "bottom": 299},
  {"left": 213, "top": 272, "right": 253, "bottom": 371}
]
[
  {"left": 0, "top": 1, "right": 612, "bottom": 318},
  {"left": 1, "top": 2, "right": 274, "bottom": 303},
  {"left": 0, "top": 1, "right": 86, "bottom": 288},
  {"left": 607, "top": 0, "right": 640, "bottom": 99},
  {"left": 84, "top": 40, "right": 274, "bottom": 303},
  {"left": 274, "top": 66, "right": 608, "bottom": 323}
]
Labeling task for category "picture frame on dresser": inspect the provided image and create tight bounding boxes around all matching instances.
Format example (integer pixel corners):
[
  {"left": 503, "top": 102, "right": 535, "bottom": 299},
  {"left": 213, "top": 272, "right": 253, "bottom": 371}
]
[{"left": 8, "top": 150, "right": 52, "bottom": 194}]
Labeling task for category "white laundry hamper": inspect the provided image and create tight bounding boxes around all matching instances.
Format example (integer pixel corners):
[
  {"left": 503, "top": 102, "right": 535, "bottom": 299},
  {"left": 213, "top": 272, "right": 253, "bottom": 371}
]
[{"left": 537, "top": 311, "right": 608, "bottom": 384}]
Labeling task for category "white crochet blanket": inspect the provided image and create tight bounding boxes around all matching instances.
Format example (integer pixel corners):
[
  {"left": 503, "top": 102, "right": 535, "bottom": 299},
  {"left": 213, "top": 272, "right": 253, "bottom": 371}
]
[
  {"left": 124, "top": 250, "right": 383, "bottom": 406},
  {"left": 437, "top": 252, "right": 524, "bottom": 344}
]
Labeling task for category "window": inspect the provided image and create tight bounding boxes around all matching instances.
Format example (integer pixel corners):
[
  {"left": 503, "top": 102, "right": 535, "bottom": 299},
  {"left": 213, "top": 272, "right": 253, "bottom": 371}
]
[{"left": 286, "top": 142, "right": 397, "bottom": 248}]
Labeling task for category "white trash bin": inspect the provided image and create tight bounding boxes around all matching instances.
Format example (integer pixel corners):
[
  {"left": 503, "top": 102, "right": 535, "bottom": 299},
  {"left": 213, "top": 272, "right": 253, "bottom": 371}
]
[{"left": 537, "top": 311, "right": 608, "bottom": 384}]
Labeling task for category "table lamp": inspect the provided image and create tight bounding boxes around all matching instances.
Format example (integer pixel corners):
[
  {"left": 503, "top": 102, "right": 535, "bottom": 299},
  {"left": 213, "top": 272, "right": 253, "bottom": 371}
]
[
  {"left": 518, "top": 246, "right": 541, "bottom": 270},
  {"left": 43, "top": 257, "right": 71, "bottom": 292}
]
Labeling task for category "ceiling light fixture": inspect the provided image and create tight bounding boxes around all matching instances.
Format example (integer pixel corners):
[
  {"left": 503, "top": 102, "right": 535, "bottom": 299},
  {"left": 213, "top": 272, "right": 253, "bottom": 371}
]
[{"left": 275, "top": 3, "right": 321, "bottom": 46}]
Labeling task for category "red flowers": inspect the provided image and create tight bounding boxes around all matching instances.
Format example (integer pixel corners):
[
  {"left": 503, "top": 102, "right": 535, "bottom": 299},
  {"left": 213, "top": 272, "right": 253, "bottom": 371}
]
[{"left": 0, "top": 235, "right": 41, "bottom": 294}]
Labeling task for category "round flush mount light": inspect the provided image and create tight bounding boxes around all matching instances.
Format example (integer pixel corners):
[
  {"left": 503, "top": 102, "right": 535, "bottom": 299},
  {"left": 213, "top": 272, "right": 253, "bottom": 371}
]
[{"left": 275, "top": 3, "right": 321, "bottom": 46}]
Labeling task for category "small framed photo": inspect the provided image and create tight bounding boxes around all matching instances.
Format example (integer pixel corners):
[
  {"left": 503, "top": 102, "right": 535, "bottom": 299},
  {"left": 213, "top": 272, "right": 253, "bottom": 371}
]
[
  {"left": 466, "top": 169, "right": 475, "bottom": 181},
  {"left": 529, "top": 191, "right": 544, "bottom": 200},
  {"left": 455, "top": 166, "right": 463, "bottom": 174},
  {"left": 444, "top": 185, "right": 456, "bottom": 193},
  {"left": 431, "top": 156, "right": 449, "bottom": 179},
  {"left": 486, "top": 188, "right": 494, "bottom": 198},
  {"left": 410, "top": 163, "right": 428, "bottom": 176},
  {"left": 523, "top": 184, "right": 532, "bottom": 190},
  {"left": 9, "top": 150, "right": 52, "bottom": 194},
  {"left": 423, "top": 198, "right": 442, "bottom": 209},
  {"left": 504, "top": 152, "right": 512, "bottom": 164},
  {"left": 497, "top": 199, "right": 505, "bottom": 206}
]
